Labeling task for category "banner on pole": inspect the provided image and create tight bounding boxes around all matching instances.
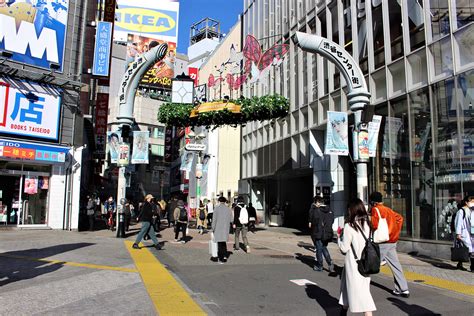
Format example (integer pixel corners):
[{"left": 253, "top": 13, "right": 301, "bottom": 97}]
[
  {"left": 368, "top": 115, "right": 382, "bottom": 157},
  {"left": 107, "top": 131, "right": 122, "bottom": 163},
  {"left": 131, "top": 131, "right": 149, "bottom": 164},
  {"left": 325, "top": 111, "right": 349, "bottom": 156}
]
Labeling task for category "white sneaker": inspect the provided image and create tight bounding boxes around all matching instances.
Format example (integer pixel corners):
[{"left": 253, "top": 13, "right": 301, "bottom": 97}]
[
  {"left": 246, "top": 246, "right": 251, "bottom": 253},
  {"left": 381, "top": 260, "right": 387, "bottom": 266}
]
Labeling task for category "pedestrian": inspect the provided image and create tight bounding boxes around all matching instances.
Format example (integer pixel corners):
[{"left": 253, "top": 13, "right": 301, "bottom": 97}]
[
  {"left": 174, "top": 199, "right": 188, "bottom": 243},
  {"left": 454, "top": 195, "right": 474, "bottom": 272},
  {"left": 124, "top": 199, "right": 131, "bottom": 232},
  {"left": 369, "top": 191, "right": 409, "bottom": 298},
  {"left": 104, "top": 196, "right": 116, "bottom": 231},
  {"left": 337, "top": 198, "right": 376, "bottom": 315},
  {"left": 247, "top": 202, "right": 257, "bottom": 233},
  {"left": 197, "top": 200, "right": 207, "bottom": 234},
  {"left": 308, "top": 196, "right": 335, "bottom": 272},
  {"left": 144, "top": 199, "right": 161, "bottom": 240},
  {"left": 205, "top": 198, "right": 214, "bottom": 229},
  {"left": 86, "top": 195, "right": 95, "bottom": 231},
  {"left": 167, "top": 195, "right": 178, "bottom": 227},
  {"left": 212, "top": 196, "right": 233, "bottom": 263},
  {"left": 132, "top": 194, "right": 162, "bottom": 250},
  {"left": 233, "top": 196, "right": 251, "bottom": 253}
]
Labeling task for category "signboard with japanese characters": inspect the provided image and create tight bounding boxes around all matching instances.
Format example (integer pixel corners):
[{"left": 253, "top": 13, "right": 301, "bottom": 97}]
[
  {"left": 94, "top": 93, "right": 109, "bottom": 157},
  {"left": 0, "top": 0, "right": 70, "bottom": 71},
  {"left": 92, "top": 21, "right": 113, "bottom": 76},
  {"left": 0, "top": 138, "right": 68, "bottom": 163},
  {"left": 0, "top": 81, "right": 61, "bottom": 141}
]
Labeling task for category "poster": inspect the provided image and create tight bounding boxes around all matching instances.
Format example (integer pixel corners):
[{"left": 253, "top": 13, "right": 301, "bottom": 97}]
[
  {"left": 325, "top": 111, "right": 349, "bottom": 156},
  {"left": 131, "top": 131, "right": 149, "bottom": 164},
  {"left": 381, "top": 117, "right": 403, "bottom": 159},
  {"left": 180, "top": 151, "right": 194, "bottom": 173},
  {"left": 118, "top": 143, "right": 130, "bottom": 166},
  {"left": 358, "top": 130, "right": 369, "bottom": 159},
  {"left": 368, "top": 115, "right": 382, "bottom": 157},
  {"left": 38, "top": 176, "right": 49, "bottom": 189},
  {"left": 107, "top": 131, "right": 121, "bottom": 163},
  {"left": 24, "top": 176, "right": 37, "bottom": 194}
]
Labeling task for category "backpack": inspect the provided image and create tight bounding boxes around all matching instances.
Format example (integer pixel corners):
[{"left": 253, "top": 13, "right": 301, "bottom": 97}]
[
  {"left": 238, "top": 205, "right": 249, "bottom": 224},
  {"left": 199, "top": 208, "right": 206, "bottom": 221},
  {"left": 350, "top": 223, "right": 381, "bottom": 277},
  {"left": 178, "top": 207, "right": 188, "bottom": 221},
  {"left": 450, "top": 209, "right": 465, "bottom": 234},
  {"left": 321, "top": 213, "right": 334, "bottom": 241}
]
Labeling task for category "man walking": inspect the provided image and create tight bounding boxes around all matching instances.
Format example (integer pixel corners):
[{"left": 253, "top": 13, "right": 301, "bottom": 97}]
[
  {"left": 212, "top": 196, "right": 233, "bottom": 263},
  {"left": 132, "top": 194, "right": 162, "bottom": 250},
  {"left": 173, "top": 199, "right": 188, "bottom": 243},
  {"left": 233, "top": 196, "right": 251, "bottom": 253},
  {"left": 308, "top": 196, "right": 334, "bottom": 272},
  {"left": 166, "top": 195, "right": 178, "bottom": 228},
  {"left": 86, "top": 195, "right": 95, "bottom": 231},
  {"left": 370, "top": 191, "right": 409, "bottom": 297}
]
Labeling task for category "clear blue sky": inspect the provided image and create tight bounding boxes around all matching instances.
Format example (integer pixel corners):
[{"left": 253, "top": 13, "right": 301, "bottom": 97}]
[{"left": 176, "top": 0, "right": 243, "bottom": 54}]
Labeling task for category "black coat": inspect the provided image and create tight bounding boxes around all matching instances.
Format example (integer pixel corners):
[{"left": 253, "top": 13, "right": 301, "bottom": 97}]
[
  {"left": 138, "top": 202, "right": 154, "bottom": 223},
  {"left": 233, "top": 203, "right": 247, "bottom": 227},
  {"left": 308, "top": 204, "right": 334, "bottom": 240}
]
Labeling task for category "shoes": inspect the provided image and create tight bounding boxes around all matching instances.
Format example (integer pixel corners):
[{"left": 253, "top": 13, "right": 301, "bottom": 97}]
[
  {"left": 174, "top": 239, "right": 179, "bottom": 242},
  {"left": 155, "top": 244, "right": 162, "bottom": 250},
  {"left": 246, "top": 246, "right": 251, "bottom": 253},
  {"left": 381, "top": 260, "right": 387, "bottom": 266},
  {"left": 179, "top": 240, "right": 186, "bottom": 244},
  {"left": 393, "top": 290, "right": 410, "bottom": 298},
  {"left": 132, "top": 243, "right": 140, "bottom": 249},
  {"left": 313, "top": 265, "right": 323, "bottom": 272},
  {"left": 329, "top": 263, "right": 335, "bottom": 273},
  {"left": 457, "top": 262, "right": 467, "bottom": 271}
]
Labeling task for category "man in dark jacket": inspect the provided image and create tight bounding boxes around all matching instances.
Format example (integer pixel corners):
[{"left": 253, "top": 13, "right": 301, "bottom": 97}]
[
  {"left": 308, "top": 196, "right": 334, "bottom": 272},
  {"left": 233, "top": 196, "right": 250, "bottom": 253},
  {"left": 166, "top": 196, "right": 178, "bottom": 227},
  {"left": 247, "top": 203, "right": 257, "bottom": 233},
  {"left": 132, "top": 194, "right": 162, "bottom": 250}
]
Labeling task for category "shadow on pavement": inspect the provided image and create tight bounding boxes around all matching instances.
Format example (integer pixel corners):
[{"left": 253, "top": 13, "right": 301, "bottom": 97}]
[
  {"left": 371, "top": 280, "right": 395, "bottom": 294},
  {"left": 0, "top": 243, "right": 94, "bottom": 286},
  {"left": 297, "top": 241, "right": 315, "bottom": 252},
  {"left": 387, "top": 297, "right": 441, "bottom": 315},
  {"left": 305, "top": 284, "right": 343, "bottom": 316},
  {"left": 407, "top": 251, "right": 458, "bottom": 270}
]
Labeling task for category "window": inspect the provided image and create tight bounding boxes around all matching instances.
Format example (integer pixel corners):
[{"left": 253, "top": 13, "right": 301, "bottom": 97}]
[
  {"left": 372, "top": 2, "right": 385, "bottom": 69},
  {"left": 428, "top": 0, "right": 450, "bottom": 42},
  {"left": 454, "top": 0, "right": 474, "bottom": 30},
  {"left": 388, "top": 1, "right": 404, "bottom": 61},
  {"left": 153, "top": 126, "right": 164, "bottom": 139},
  {"left": 151, "top": 144, "right": 164, "bottom": 157},
  {"left": 408, "top": 0, "right": 426, "bottom": 52}
]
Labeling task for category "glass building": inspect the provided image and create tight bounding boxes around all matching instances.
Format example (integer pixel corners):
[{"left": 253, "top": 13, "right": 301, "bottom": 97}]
[{"left": 239, "top": 0, "right": 473, "bottom": 253}]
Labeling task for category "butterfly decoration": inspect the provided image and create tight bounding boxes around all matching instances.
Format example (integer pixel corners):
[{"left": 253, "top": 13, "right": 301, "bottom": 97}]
[
  {"left": 208, "top": 74, "right": 222, "bottom": 88},
  {"left": 226, "top": 73, "right": 235, "bottom": 90},
  {"left": 224, "top": 73, "right": 248, "bottom": 90},
  {"left": 243, "top": 35, "right": 289, "bottom": 85}
]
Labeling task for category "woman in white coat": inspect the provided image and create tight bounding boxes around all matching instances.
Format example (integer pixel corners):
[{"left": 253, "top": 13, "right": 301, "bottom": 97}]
[
  {"left": 455, "top": 196, "right": 474, "bottom": 272},
  {"left": 337, "top": 198, "right": 376, "bottom": 315}
]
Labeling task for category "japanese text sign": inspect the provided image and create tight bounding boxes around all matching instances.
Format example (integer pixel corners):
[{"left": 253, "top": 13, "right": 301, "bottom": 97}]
[
  {"left": 94, "top": 93, "right": 109, "bottom": 156},
  {"left": 0, "top": 81, "right": 61, "bottom": 141},
  {"left": 0, "top": 138, "right": 68, "bottom": 163},
  {"left": 92, "top": 21, "right": 113, "bottom": 76},
  {"left": 321, "top": 41, "right": 362, "bottom": 89}
]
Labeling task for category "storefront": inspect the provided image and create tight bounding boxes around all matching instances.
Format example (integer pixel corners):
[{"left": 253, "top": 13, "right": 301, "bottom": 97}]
[{"left": 0, "top": 139, "right": 70, "bottom": 228}]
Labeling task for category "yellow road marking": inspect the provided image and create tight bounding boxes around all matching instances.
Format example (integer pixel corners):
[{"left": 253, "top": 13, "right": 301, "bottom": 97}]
[
  {"left": 0, "top": 253, "right": 138, "bottom": 273},
  {"left": 125, "top": 241, "right": 207, "bottom": 315},
  {"left": 380, "top": 266, "right": 474, "bottom": 297}
]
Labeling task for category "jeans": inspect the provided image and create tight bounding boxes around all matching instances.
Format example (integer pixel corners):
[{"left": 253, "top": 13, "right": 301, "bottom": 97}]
[
  {"left": 312, "top": 237, "right": 332, "bottom": 268},
  {"left": 218, "top": 241, "right": 227, "bottom": 261},
  {"left": 135, "top": 221, "right": 158, "bottom": 245},
  {"left": 234, "top": 225, "right": 249, "bottom": 249},
  {"left": 175, "top": 222, "right": 187, "bottom": 240}
]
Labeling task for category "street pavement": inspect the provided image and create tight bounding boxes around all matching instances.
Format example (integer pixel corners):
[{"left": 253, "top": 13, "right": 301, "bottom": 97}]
[{"left": 0, "top": 222, "right": 473, "bottom": 315}]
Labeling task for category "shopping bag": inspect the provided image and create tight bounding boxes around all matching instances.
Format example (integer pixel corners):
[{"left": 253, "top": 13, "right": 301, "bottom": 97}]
[
  {"left": 451, "top": 240, "right": 470, "bottom": 262},
  {"left": 209, "top": 233, "right": 218, "bottom": 257},
  {"left": 373, "top": 207, "right": 390, "bottom": 243}
]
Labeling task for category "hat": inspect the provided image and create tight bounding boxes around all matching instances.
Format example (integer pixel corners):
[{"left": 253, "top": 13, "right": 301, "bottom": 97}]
[
  {"left": 369, "top": 191, "right": 383, "bottom": 203},
  {"left": 145, "top": 194, "right": 154, "bottom": 200},
  {"left": 218, "top": 196, "right": 227, "bottom": 203},
  {"left": 237, "top": 196, "right": 244, "bottom": 203}
]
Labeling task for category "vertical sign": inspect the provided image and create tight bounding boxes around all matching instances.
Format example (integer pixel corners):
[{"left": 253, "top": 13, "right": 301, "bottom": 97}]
[
  {"left": 92, "top": 21, "right": 113, "bottom": 76},
  {"left": 164, "top": 127, "right": 173, "bottom": 162},
  {"left": 325, "top": 111, "right": 349, "bottom": 156},
  {"left": 368, "top": 115, "right": 382, "bottom": 157},
  {"left": 131, "top": 131, "right": 149, "bottom": 164},
  {"left": 188, "top": 67, "right": 199, "bottom": 86},
  {"left": 103, "top": 0, "right": 117, "bottom": 22},
  {"left": 94, "top": 93, "right": 109, "bottom": 157}
]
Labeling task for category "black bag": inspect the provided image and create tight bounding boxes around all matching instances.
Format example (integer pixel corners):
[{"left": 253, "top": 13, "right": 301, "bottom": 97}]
[
  {"left": 322, "top": 217, "right": 334, "bottom": 241},
  {"left": 451, "top": 239, "right": 470, "bottom": 262},
  {"left": 350, "top": 223, "right": 381, "bottom": 277},
  {"left": 179, "top": 207, "right": 188, "bottom": 221},
  {"left": 199, "top": 209, "right": 206, "bottom": 221}
]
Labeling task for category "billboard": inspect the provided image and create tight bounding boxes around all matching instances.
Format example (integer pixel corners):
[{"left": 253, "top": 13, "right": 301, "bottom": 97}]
[
  {"left": 126, "top": 35, "right": 175, "bottom": 88},
  {"left": 0, "top": 0, "right": 70, "bottom": 71},
  {"left": 114, "top": 0, "right": 179, "bottom": 44},
  {"left": 0, "top": 80, "right": 61, "bottom": 141}
]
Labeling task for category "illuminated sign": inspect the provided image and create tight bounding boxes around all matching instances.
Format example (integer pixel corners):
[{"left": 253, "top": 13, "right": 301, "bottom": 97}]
[
  {"left": 114, "top": 0, "right": 179, "bottom": 43},
  {"left": 0, "top": 0, "right": 70, "bottom": 71},
  {"left": 0, "top": 80, "right": 61, "bottom": 141},
  {"left": 0, "top": 138, "right": 68, "bottom": 163}
]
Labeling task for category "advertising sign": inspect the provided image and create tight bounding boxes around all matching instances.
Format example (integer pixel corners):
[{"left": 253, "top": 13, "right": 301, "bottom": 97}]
[
  {"left": 368, "top": 115, "right": 382, "bottom": 157},
  {"left": 107, "top": 131, "right": 121, "bottom": 163},
  {"left": 92, "top": 21, "right": 113, "bottom": 76},
  {"left": 94, "top": 93, "right": 109, "bottom": 157},
  {"left": 164, "top": 126, "right": 172, "bottom": 162},
  {"left": 188, "top": 67, "right": 198, "bottom": 86},
  {"left": 118, "top": 142, "right": 130, "bottom": 166},
  {"left": 131, "top": 131, "right": 149, "bottom": 164},
  {"left": 180, "top": 151, "right": 194, "bottom": 173},
  {"left": 0, "top": 80, "right": 61, "bottom": 141},
  {"left": 358, "top": 130, "right": 369, "bottom": 159},
  {"left": 325, "top": 111, "right": 349, "bottom": 156},
  {"left": 114, "top": 0, "right": 179, "bottom": 44},
  {"left": 0, "top": 138, "right": 68, "bottom": 163},
  {"left": 0, "top": 0, "right": 70, "bottom": 71},
  {"left": 127, "top": 35, "right": 175, "bottom": 88}
]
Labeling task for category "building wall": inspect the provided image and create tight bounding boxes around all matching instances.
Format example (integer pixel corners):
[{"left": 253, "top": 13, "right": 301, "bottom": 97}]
[{"left": 241, "top": 0, "right": 474, "bottom": 251}]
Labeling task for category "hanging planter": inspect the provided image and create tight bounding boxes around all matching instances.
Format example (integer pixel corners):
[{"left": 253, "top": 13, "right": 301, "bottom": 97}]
[{"left": 157, "top": 95, "right": 289, "bottom": 128}]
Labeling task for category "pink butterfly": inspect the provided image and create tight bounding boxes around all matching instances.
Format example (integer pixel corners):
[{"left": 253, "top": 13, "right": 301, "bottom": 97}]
[{"left": 208, "top": 74, "right": 222, "bottom": 88}]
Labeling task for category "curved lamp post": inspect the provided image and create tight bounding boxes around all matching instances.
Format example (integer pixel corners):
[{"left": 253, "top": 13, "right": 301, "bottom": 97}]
[{"left": 292, "top": 32, "right": 371, "bottom": 202}]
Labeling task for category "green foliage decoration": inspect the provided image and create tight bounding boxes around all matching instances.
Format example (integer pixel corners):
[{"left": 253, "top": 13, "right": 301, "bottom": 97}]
[{"left": 157, "top": 95, "right": 289, "bottom": 128}]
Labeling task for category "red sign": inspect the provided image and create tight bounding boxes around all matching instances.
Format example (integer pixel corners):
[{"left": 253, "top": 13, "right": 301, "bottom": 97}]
[
  {"left": 185, "top": 126, "right": 191, "bottom": 144},
  {"left": 188, "top": 67, "right": 198, "bottom": 86},
  {"left": 95, "top": 93, "right": 109, "bottom": 156}
]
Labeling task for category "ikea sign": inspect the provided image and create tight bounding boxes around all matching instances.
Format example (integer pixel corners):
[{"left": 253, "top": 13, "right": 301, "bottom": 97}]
[
  {"left": 114, "top": 0, "right": 179, "bottom": 44},
  {"left": 0, "top": 0, "right": 69, "bottom": 71}
]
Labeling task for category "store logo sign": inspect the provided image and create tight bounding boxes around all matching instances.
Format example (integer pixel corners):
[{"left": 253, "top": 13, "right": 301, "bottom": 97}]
[{"left": 115, "top": 7, "right": 176, "bottom": 35}]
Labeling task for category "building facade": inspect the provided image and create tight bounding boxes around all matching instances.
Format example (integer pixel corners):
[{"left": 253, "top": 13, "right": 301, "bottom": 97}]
[{"left": 240, "top": 0, "right": 474, "bottom": 256}]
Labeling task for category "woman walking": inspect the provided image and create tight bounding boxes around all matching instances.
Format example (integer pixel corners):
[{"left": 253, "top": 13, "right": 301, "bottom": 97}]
[
  {"left": 132, "top": 194, "right": 162, "bottom": 250},
  {"left": 197, "top": 200, "right": 208, "bottom": 234},
  {"left": 337, "top": 198, "right": 376, "bottom": 315}
]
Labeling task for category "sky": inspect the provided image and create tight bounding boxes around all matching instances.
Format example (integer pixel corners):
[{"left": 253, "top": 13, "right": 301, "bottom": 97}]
[{"left": 176, "top": 0, "right": 244, "bottom": 54}]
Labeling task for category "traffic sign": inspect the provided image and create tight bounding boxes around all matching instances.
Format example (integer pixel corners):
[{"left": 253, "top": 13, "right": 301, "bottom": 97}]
[{"left": 185, "top": 144, "right": 206, "bottom": 151}]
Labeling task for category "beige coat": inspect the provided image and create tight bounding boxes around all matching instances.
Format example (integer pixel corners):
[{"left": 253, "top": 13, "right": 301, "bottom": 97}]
[{"left": 196, "top": 207, "right": 207, "bottom": 227}]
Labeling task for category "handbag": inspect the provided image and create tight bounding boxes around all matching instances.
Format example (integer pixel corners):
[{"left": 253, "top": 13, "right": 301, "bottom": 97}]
[
  {"left": 209, "top": 232, "right": 218, "bottom": 257},
  {"left": 451, "top": 239, "right": 470, "bottom": 262},
  {"left": 373, "top": 207, "right": 390, "bottom": 243}
]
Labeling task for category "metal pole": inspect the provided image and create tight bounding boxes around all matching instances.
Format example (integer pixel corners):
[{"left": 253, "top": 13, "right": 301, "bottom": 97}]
[{"left": 196, "top": 151, "right": 202, "bottom": 206}]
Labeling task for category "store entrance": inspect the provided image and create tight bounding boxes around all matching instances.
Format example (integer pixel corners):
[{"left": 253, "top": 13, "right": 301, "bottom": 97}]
[{"left": 0, "top": 175, "right": 21, "bottom": 225}]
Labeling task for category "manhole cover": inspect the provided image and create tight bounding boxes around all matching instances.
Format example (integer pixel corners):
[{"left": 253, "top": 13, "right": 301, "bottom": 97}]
[{"left": 265, "top": 255, "right": 294, "bottom": 259}]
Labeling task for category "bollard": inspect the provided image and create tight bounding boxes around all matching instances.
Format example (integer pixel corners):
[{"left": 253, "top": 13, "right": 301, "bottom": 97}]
[{"left": 116, "top": 198, "right": 126, "bottom": 238}]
